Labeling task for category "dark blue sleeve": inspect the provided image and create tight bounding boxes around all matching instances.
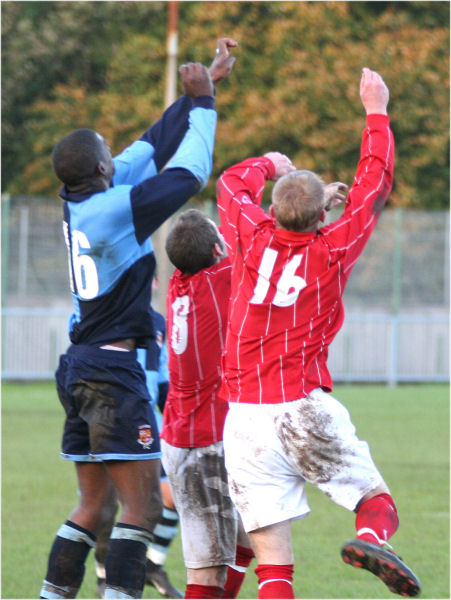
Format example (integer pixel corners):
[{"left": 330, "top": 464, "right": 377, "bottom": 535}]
[
  {"left": 131, "top": 168, "right": 200, "bottom": 244},
  {"left": 139, "top": 95, "right": 214, "bottom": 172}
]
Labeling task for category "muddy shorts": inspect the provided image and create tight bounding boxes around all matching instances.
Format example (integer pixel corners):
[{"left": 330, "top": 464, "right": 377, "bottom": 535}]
[
  {"left": 56, "top": 344, "right": 161, "bottom": 461},
  {"left": 161, "top": 439, "right": 238, "bottom": 569},
  {"left": 223, "top": 387, "right": 383, "bottom": 532}
]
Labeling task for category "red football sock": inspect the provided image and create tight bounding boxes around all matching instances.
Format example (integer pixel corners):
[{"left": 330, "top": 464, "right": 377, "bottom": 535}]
[
  {"left": 255, "top": 564, "right": 295, "bottom": 599},
  {"left": 185, "top": 584, "right": 224, "bottom": 598},
  {"left": 356, "top": 493, "right": 399, "bottom": 545},
  {"left": 223, "top": 544, "right": 255, "bottom": 598}
]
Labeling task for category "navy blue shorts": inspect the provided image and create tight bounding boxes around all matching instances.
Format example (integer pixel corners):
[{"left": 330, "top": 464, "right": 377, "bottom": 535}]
[{"left": 56, "top": 345, "right": 161, "bottom": 462}]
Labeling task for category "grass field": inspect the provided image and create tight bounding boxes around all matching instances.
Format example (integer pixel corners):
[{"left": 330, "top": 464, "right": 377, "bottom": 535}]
[{"left": 2, "top": 381, "right": 449, "bottom": 599}]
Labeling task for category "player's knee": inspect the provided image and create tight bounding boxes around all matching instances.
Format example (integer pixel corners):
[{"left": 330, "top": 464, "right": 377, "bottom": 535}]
[
  {"left": 187, "top": 565, "right": 228, "bottom": 587},
  {"left": 356, "top": 482, "right": 391, "bottom": 510}
]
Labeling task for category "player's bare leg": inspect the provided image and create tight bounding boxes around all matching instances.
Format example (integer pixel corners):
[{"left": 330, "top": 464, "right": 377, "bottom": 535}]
[
  {"left": 68, "top": 463, "right": 113, "bottom": 530},
  {"left": 248, "top": 520, "right": 295, "bottom": 599},
  {"left": 341, "top": 482, "right": 421, "bottom": 597},
  {"left": 93, "top": 477, "right": 118, "bottom": 598},
  {"left": 185, "top": 566, "right": 228, "bottom": 598},
  {"left": 145, "top": 479, "right": 182, "bottom": 598},
  {"left": 102, "top": 459, "right": 162, "bottom": 598},
  {"left": 249, "top": 520, "right": 293, "bottom": 564},
  {"left": 105, "top": 458, "right": 162, "bottom": 528},
  {"left": 40, "top": 463, "right": 111, "bottom": 599},
  {"left": 356, "top": 481, "right": 390, "bottom": 508}
]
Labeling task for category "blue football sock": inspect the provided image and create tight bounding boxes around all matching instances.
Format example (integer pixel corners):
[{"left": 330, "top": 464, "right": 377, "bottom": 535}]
[
  {"left": 104, "top": 522, "right": 153, "bottom": 599},
  {"left": 40, "top": 520, "right": 95, "bottom": 599}
]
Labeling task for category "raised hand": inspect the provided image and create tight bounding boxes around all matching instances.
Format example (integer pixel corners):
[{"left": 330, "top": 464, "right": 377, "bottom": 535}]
[
  {"left": 179, "top": 62, "right": 214, "bottom": 98},
  {"left": 360, "top": 67, "right": 389, "bottom": 115},
  {"left": 209, "top": 37, "right": 238, "bottom": 84},
  {"left": 264, "top": 152, "right": 296, "bottom": 181},
  {"left": 324, "top": 181, "right": 349, "bottom": 210}
]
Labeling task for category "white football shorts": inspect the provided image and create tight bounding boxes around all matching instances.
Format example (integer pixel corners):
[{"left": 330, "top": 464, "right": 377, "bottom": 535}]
[
  {"left": 161, "top": 439, "right": 239, "bottom": 569},
  {"left": 223, "top": 387, "right": 383, "bottom": 533}
]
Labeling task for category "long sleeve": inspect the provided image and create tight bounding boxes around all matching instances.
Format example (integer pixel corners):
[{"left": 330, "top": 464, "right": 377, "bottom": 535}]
[
  {"left": 140, "top": 94, "right": 194, "bottom": 171},
  {"left": 131, "top": 97, "right": 217, "bottom": 243},
  {"left": 321, "top": 114, "right": 394, "bottom": 273},
  {"left": 216, "top": 156, "right": 275, "bottom": 258},
  {"left": 113, "top": 94, "right": 215, "bottom": 187}
]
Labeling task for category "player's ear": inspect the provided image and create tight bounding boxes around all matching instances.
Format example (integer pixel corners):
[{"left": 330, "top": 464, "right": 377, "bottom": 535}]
[
  {"left": 269, "top": 204, "right": 275, "bottom": 218},
  {"left": 213, "top": 242, "right": 224, "bottom": 258},
  {"left": 97, "top": 161, "right": 108, "bottom": 176}
]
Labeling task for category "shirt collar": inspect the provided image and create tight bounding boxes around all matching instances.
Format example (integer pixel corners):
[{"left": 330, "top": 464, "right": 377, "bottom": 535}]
[{"left": 59, "top": 185, "right": 93, "bottom": 203}]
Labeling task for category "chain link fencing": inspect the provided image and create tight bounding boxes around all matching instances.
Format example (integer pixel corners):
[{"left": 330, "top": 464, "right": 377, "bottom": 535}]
[{"left": 2, "top": 194, "right": 449, "bottom": 383}]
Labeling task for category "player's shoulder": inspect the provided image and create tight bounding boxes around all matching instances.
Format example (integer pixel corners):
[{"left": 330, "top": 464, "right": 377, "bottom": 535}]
[
  {"left": 202, "top": 257, "right": 232, "bottom": 280},
  {"left": 83, "top": 184, "right": 133, "bottom": 208},
  {"left": 207, "top": 255, "right": 232, "bottom": 272}
]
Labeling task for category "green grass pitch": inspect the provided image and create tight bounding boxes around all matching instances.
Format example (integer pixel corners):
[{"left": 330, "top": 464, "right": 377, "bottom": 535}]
[{"left": 2, "top": 381, "right": 449, "bottom": 599}]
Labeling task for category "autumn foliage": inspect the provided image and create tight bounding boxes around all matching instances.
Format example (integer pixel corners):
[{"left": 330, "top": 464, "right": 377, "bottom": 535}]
[{"left": 2, "top": 1, "right": 449, "bottom": 208}]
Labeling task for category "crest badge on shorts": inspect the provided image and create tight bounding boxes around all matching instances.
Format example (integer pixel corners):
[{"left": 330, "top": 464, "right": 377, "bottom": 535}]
[{"left": 137, "top": 424, "right": 154, "bottom": 449}]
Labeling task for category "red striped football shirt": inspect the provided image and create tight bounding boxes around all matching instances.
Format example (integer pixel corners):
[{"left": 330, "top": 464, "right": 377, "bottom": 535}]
[
  {"left": 161, "top": 258, "right": 231, "bottom": 447},
  {"left": 217, "top": 114, "right": 394, "bottom": 404}
]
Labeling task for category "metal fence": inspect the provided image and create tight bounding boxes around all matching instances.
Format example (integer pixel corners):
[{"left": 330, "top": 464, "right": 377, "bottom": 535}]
[
  {"left": 2, "top": 194, "right": 449, "bottom": 383},
  {"left": 2, "top": 307, "right": 448, "bottom": 384}
]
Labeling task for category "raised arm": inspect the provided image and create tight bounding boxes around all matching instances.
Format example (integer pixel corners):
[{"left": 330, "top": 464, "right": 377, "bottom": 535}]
[
  {"left": 321, "top": 68, "right": 394, "bottom": 270},
  {"left": 114, "top": 38, "right": 237, "bottom": 185},
  {"left": 140, "top": 39, "right": 237, "bottom": 171},
  {"left": 216, "top": 152, "right": 294, "bottom": 258},
  {"left": 131, "top": 63, "right": 217, "bottom": 243},
  {"left": 112, "top": 94, "right": 194, "bottom": 186}
]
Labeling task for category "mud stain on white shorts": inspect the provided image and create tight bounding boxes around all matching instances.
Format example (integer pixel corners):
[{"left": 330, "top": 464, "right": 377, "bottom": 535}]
[{"left": 276, "top": 394, "right": 352, "bottom": 486}]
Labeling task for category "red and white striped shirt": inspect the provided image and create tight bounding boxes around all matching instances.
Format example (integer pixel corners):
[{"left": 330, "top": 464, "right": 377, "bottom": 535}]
[
  {"left": 161, "top": 258, "right": 231, "bottom": 447},
  {"left": 217, "top": 114, "right": 394, "bottom": 404}
]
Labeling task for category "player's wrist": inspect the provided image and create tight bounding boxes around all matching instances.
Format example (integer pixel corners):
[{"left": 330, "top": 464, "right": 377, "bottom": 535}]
[
  {"left": 192, "top": 96, "right": 215, "bottom": 109},
  {"left": 261, "top": 156, "right": 276, "bottom": 180},
  {"left": 364, "top": 105, "right": 388, "bottom": 116}
]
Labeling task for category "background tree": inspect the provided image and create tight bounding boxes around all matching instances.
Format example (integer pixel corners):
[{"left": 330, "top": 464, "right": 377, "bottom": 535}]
[
  {"left": 1, "top": 1, "right": 167, "bottom": 190},
  {"left": 1, "top": 1, "right": 449, "bottom": 208}
]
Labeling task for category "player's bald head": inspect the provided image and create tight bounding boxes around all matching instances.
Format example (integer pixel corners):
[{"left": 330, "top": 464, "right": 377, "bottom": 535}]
[
  {"left": 271, "top": 170, "right": 326, "bottom": 232},
  {"left": 52, "top": 128, "right": 110, "bottom": 187}
]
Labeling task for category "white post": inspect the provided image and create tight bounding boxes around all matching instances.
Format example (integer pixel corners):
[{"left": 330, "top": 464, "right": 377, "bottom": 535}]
[
  {"left": 165, "top": 1, "right": 179, "bottom": 111},
  {"left": 155, "top": 1, "right": 179, "bottom": 316},
  {"left": 388, "top": 209, "right": 403, "bottom": 386},
  {"left": 18, "top": 205, "right": 29, "bottom": 297}
]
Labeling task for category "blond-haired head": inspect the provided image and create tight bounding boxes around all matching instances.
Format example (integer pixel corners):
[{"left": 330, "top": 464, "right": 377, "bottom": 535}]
[{"left": 271, "top": 170, "right": 326, "bottom": 232}]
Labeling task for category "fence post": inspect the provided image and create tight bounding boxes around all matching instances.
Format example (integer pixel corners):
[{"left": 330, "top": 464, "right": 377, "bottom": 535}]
[
  {"left": 2, "top": 193, "right": 11, "bottom": 305},
  {"left": 388, "top": 208, "right": 403, "bottom": 387},
  {"left": 1, "top": 194, "right": 11, "bottom": 377},
  {"left": 444, "top": 211, "right": 450, "bottom": 307},
  {"left": 18, "top": 206, "right": 30, "bottom": 296}
]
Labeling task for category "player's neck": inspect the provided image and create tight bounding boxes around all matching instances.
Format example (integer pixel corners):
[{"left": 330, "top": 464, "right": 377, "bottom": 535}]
[
  {"left": 276, "top": 221, "right": 320, "bottom": 233},
  {"left": 67, "top": 177, "right": 110, "bottom": 195}
]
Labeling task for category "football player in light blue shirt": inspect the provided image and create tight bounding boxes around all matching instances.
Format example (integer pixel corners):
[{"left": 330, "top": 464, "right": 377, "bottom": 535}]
[{"left": 40, "top": 39, "right": 237, "bottom": 600}]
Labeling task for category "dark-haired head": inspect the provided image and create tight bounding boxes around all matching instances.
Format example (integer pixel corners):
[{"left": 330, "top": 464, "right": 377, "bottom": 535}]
[
  {"left": 166, "top": 209, "right": 225, "bottom": 274},
  {"left": 52, "top": 128, "right": 114, "bottom": 190}
]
